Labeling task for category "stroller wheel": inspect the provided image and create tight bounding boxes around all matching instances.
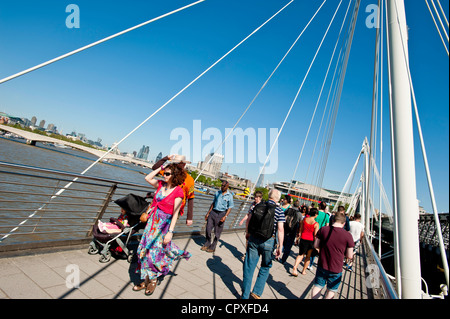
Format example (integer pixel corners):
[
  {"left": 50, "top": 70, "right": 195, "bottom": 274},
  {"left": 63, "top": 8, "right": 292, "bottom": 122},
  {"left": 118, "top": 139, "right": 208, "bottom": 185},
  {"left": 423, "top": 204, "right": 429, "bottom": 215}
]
[
  {"left": 88, "top": 242, "right": 99, "bottom": 255},
  {"left": 99, "top": 251, "right": 111, "bottom": 263},
  {"left": 127, "top": 250, "right": 136, "bottom": 263}
]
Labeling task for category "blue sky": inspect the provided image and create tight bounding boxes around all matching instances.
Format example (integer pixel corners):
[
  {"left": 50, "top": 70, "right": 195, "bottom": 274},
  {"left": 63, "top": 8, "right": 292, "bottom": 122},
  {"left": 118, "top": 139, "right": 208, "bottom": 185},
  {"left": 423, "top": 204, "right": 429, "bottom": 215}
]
[{"left": 0, "top": 0, "right": 448, "bottom": 213}]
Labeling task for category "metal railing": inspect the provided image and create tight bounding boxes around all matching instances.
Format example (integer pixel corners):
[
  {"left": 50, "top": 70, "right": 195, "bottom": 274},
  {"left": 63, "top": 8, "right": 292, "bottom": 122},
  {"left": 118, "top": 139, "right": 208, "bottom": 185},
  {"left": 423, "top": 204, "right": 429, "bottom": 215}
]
[
  {"left": 363, "top": 235, "right": 399, "bottom": 299},
  {"left": 0, "top": 161, "right": 249, "bottom": 253}
]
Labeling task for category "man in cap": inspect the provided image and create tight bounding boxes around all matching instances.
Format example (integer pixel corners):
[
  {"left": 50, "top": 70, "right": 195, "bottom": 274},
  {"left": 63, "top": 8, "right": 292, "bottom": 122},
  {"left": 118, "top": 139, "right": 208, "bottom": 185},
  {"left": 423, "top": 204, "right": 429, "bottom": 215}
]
[{"left": 202, "top": 180, "right": 234, "bottom": 253}]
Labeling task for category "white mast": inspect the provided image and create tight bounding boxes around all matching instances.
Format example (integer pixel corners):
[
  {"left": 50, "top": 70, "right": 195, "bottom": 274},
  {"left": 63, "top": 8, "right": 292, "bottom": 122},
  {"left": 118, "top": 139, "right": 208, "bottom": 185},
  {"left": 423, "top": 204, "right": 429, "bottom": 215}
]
[{"left": 386, "top": 0, "right": 422, "bottom": 299}]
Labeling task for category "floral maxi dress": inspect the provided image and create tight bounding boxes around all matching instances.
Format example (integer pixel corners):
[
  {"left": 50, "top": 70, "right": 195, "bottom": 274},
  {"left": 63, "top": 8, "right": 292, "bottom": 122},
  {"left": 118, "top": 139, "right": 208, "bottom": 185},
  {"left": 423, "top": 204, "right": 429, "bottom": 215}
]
[{"left": 136, "top": 183, "right": 191, "bottom": 280}]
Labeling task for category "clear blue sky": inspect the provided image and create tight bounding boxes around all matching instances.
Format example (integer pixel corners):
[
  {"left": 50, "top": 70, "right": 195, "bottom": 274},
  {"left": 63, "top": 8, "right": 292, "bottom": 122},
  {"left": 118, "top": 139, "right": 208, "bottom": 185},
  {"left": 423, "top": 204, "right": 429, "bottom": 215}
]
[{"left": 0, "top": 0, "right": 448, "bottom": 213}]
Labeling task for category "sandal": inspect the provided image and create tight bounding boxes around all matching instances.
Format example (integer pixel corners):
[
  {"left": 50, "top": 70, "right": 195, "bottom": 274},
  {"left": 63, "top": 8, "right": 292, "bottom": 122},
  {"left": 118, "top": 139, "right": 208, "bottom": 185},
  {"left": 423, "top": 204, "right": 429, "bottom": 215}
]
[
  {"left": 145, "top": 279, "right": 158, "bottom": 296},
  {"left": 132, "top": 282, "right": 147, "bottom": 291}
]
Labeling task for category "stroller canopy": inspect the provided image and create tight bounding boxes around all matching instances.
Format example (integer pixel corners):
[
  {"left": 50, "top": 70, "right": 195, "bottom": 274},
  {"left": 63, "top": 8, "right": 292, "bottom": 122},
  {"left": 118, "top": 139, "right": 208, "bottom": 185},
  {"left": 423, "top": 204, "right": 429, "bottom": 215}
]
[{"left": 114, "top": 194, "right": 149, "bottom": 217}]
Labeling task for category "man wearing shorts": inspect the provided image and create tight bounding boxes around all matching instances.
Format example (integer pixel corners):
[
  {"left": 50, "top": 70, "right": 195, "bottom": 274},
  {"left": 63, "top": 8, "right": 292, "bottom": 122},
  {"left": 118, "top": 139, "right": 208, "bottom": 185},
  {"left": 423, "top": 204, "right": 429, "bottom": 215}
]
[{"left": 311, "top": 212, "right": 354, "bottom": 299}]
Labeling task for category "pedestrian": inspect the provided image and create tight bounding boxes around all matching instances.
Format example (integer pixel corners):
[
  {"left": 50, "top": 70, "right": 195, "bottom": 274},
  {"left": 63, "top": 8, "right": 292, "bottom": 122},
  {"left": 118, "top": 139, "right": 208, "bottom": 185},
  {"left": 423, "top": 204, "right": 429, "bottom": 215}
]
[
  {"left": 281, "top": 194, "right": 292, "bottom": 211},
  {"left": 316, "top": 201, "right": 330, "bottom": 228},
  {"left": 330, "top": 205, "right": 350, "bottom": 231},
  {"left": 241, "top": 189, "right": 285, "bottom": 299},
  {"left": 300, "top": 204, "right": 309, "bottom": 219},
  {"left": 238, "top": 191, "right": 263, "bottom": 226},
  {"left": 346, "top": 213, "right": 365, "bottom": 271},
  {"left": 311, "top": 212, "right": 354, "bottom": 299},
  {"left": 239, "top": 191, "right": 263, "bottom": 261},
  {"left": 134, "top": 162, "right": 191, "bottom": 295},
  {"left": 308, "top": 201, "right": 329, "bottom": 269},
  {"left": 152, "top": 154, "right": 195, "bottom": 226},
  {"left": 280, "top": 200, "right": 302, "bottom": 264},
  {"left": 291, "top": 208, "right": 319, "bottom": 276},
  {"left": 201, "top": 180, "right": 234, "bottom": 253}
]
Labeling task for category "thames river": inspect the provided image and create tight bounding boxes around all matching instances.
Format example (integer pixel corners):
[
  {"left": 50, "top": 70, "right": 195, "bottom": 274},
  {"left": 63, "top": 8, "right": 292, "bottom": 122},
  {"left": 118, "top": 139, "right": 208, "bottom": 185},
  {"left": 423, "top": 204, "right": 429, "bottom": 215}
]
[{"left": 0, "top": 136, "right": 153, "bottom": 183}]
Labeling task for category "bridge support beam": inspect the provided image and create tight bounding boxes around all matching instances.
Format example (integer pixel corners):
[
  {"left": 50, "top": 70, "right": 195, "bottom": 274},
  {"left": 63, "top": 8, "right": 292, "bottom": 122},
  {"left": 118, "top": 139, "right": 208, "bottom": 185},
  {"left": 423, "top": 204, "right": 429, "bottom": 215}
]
[
  {"left": 26, "top": 139, "right": 36, "bottom": 146},
  {"left": 387, "top": 0, "right": 422, "bottom": 299}
]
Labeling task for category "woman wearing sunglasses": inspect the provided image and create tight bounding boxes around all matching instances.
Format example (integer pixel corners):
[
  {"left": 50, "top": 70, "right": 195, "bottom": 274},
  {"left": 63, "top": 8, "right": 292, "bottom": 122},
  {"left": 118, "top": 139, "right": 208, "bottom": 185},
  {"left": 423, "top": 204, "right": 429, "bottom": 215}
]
[{"left": 133, "top": 162, "right": 191, "bottom": 296}]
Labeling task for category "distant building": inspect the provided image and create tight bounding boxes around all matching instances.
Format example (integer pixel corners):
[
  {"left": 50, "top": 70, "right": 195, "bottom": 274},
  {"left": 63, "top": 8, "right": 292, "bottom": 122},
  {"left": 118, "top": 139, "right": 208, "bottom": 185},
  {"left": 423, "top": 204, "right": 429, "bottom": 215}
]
[
  {"left": 47, "top": 123, "right": 56, "bottom": 133},
  {"left": 137, "top": 145, "right": 150, "bottom": 161},
  {"left": 155, "top": 152, "right": 163, "bottom": 163},
  {"left": 197, "top": 153, "right": 223, "bottom": 179},
  {"left": 270, "top": 180, "right": 352, "bottom": 207},
  {"left": 39, "top": 120, "right": 45, "bottom": 128},
  {"left": 31, "top": 116, "right": 37, "bottom": 126}
]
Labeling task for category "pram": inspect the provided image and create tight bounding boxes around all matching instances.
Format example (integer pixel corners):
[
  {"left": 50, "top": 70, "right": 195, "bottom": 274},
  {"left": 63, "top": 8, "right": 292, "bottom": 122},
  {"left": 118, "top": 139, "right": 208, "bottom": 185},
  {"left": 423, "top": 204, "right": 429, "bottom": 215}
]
[{"left": 88, "top": 193, "right": 151, "bottom": 263}]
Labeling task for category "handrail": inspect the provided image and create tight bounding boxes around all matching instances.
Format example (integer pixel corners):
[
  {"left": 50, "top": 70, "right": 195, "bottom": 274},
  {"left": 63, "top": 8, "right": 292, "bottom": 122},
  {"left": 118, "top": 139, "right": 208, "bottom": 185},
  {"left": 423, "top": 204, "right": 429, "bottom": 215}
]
[
  {"left": 364, "top": 235, "right": 399, "bottom": 299},
  {"left": 0, "top": 161, "right": 248, "bottom": 249}
]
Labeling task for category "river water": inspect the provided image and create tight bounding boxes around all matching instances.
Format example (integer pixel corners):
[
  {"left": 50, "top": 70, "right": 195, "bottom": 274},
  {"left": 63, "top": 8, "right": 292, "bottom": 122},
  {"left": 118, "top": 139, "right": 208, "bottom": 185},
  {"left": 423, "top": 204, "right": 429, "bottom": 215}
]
[
  {"left": 0, "top": 137, "right": 243, "bottom": 245},
  {"left": 0, "top": 137, "right": 158, "bottom": 244},
  {"left": 0, "top": 136, "right": 152, "bottom": 183}
]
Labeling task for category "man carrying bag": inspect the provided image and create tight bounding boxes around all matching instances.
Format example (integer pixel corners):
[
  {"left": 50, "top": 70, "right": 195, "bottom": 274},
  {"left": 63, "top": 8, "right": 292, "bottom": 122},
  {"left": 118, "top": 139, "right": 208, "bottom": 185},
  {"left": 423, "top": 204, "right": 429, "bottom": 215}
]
[{"left": 241, "top": 189, "right": 285, "bottom": 299}]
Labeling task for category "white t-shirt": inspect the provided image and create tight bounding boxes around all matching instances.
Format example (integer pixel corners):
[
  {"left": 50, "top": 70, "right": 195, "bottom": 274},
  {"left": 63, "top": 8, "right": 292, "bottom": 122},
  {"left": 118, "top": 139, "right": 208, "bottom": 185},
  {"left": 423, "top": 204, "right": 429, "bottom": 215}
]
[{"left": 349, "top": 220, "right": 364, "bottom": 242}]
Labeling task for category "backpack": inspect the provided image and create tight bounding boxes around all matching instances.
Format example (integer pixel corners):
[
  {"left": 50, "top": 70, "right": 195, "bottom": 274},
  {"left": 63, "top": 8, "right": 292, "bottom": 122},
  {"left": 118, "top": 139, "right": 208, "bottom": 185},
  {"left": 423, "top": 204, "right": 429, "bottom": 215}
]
[
  {"left": 284, "top": 208, "right": 300, "bottom": 235},
  {"left": 248, "top": 201, "right": 277, "bottom": 240}
]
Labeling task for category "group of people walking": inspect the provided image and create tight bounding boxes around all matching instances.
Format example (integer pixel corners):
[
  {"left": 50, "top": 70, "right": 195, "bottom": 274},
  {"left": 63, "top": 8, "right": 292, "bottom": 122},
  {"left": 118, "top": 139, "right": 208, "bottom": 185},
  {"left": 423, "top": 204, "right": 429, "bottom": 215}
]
[{"left": 129, "top": 154, "right": 365, "bottom": 299}]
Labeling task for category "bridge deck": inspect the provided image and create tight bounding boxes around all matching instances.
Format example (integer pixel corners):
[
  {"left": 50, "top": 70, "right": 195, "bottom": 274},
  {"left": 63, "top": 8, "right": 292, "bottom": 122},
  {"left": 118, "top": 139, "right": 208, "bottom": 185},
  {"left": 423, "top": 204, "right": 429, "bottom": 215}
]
[{"left": 0, "top": 231, "right": 370, "bottom": 299}]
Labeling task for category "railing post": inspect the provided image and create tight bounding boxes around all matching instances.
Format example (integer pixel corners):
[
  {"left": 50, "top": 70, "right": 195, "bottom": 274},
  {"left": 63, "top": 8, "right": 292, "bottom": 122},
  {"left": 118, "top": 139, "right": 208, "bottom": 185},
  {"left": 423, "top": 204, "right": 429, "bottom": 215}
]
[{"left": 87, "top": 183, "right": 117, "bottom": 237}]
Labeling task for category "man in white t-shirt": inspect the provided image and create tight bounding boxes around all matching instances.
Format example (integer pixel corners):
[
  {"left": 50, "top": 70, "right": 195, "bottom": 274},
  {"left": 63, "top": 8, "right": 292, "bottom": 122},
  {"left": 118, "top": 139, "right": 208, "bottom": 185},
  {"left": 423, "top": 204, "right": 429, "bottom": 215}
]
[{"left": 346, "top": 213, "right": 364, "bottom": 271}]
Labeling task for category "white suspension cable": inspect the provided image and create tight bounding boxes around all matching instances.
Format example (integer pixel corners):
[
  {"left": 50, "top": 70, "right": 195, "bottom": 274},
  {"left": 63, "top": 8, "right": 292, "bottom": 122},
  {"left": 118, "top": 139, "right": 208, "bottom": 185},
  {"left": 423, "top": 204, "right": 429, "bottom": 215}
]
[
  {"left": 384, "top": 0, "right": 401, "bottom": 296},
  {"left": 287, "top": 0, "right": 353, "bottom": 194},
  {"left": 255, "top": 0, "right": 343, "bottom": 193},
  {"left": 0, "top": 0, "right": 207, "bottom": 84},
  {"left": 0, "top": 0, "right": 294, "bottom": 242},
  {"left": 194, "top": 0, "right": 327, "bottom": 183},
  {"left": 431, "top": 0, "right": 449, "bottom": 41},
  {"left": 332, "top": 147, "right": 363, "bottom": 212},
  {"left": 436, "top": 0, "right": 449, "bottom": 27},
  {"left": 425, "top": 0, "right": 449, "bottom": 55}
]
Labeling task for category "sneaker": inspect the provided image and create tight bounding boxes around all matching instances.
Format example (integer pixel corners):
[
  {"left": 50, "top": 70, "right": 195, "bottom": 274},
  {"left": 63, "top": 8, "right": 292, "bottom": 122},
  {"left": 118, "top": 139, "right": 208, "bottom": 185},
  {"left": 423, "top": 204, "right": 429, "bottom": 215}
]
[
  {"left": 347, "top": 266, "right": 353, "bottom": 272},
  {"left": 206, "top": 248, "right": 215, "bottom": 253},
  {"left": 200, "top": 245, "right": 208, "bottom": 251}
]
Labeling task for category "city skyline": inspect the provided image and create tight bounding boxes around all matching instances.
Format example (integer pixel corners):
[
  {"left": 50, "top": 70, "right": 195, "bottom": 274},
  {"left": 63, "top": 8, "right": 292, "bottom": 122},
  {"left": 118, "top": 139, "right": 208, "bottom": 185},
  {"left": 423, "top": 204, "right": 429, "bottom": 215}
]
[{"left": 0, "top": 1, "right": 448, "bottom": 213}]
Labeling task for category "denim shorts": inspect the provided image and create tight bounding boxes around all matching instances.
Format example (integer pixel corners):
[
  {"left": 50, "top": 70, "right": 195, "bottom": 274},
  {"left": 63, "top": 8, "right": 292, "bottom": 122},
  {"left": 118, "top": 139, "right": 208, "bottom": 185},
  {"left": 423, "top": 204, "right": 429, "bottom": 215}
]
[{"left": 313, "top": 267, "right": 342, "bottom": 292}]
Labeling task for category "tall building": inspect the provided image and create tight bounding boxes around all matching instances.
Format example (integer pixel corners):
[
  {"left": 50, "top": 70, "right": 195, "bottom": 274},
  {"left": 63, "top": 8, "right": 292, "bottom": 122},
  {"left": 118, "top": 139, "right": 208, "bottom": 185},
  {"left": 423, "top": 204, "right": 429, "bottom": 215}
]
[
  {"left": 31, "top": 116, "right": 37, "bottom": 126},
  {"left": 155, "top": 152, "right": 163, "bottom": 163},
  {"left": 39, "top": 120, "right": 45, "bottom": 128},
  {"left": 198, "top": 153, "right": 224, "bottom": 179},
  {"left": 256, "top": 167, "right": 265, "bottom": 188},
  {"left": 137, "top": 145, "right": 150, "bottom": 161}
]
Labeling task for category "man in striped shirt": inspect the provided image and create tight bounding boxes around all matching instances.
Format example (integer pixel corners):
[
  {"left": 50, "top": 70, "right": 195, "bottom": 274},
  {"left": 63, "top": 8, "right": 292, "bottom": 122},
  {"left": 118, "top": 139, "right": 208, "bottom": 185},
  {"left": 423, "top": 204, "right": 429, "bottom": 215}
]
[{"left": 241, "top": 189, "right": 285, "bottom": 299}]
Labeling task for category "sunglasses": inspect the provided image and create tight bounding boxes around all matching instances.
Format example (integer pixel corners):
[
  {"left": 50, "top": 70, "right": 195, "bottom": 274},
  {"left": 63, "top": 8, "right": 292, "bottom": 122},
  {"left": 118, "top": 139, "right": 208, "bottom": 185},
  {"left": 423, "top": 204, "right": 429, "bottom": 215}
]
[{"left": 163, "top": 172, "right": 172, "bottom": 176}]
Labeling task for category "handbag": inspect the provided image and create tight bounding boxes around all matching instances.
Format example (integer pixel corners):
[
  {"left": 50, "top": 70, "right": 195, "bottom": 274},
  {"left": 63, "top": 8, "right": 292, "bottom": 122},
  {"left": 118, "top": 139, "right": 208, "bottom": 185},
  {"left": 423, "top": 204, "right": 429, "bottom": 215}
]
[{"left": 140, "top": 211, "right": 149, "bottom": 223}]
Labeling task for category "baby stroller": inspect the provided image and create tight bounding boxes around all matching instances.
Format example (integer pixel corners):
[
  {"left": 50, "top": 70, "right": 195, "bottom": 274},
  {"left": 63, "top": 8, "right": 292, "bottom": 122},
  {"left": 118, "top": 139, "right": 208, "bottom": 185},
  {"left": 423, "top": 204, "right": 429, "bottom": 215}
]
[{"left": 88, "top": 193, "right": 151, "bottom": 263}]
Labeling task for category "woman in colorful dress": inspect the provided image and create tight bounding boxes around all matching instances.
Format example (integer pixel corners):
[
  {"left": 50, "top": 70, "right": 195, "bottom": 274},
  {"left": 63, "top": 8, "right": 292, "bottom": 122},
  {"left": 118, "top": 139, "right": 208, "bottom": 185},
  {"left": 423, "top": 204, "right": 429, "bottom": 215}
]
[{"left": 133, "top": 161, "right": 191, "bottom": 295}]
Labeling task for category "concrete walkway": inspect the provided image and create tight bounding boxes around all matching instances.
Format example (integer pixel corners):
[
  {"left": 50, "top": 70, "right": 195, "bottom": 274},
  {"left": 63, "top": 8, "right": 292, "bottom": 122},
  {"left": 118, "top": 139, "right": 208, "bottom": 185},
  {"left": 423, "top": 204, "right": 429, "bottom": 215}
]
[{"left": 0, "top": 231, "right": 369, "bottom": 299}]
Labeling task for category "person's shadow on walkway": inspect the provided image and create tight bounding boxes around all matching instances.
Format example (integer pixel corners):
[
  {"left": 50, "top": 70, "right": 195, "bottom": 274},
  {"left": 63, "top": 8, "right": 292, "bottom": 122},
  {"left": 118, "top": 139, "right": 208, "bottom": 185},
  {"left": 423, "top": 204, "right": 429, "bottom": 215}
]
[{"left": 206, "top": 255, "right": 242, "bottom": 299}]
